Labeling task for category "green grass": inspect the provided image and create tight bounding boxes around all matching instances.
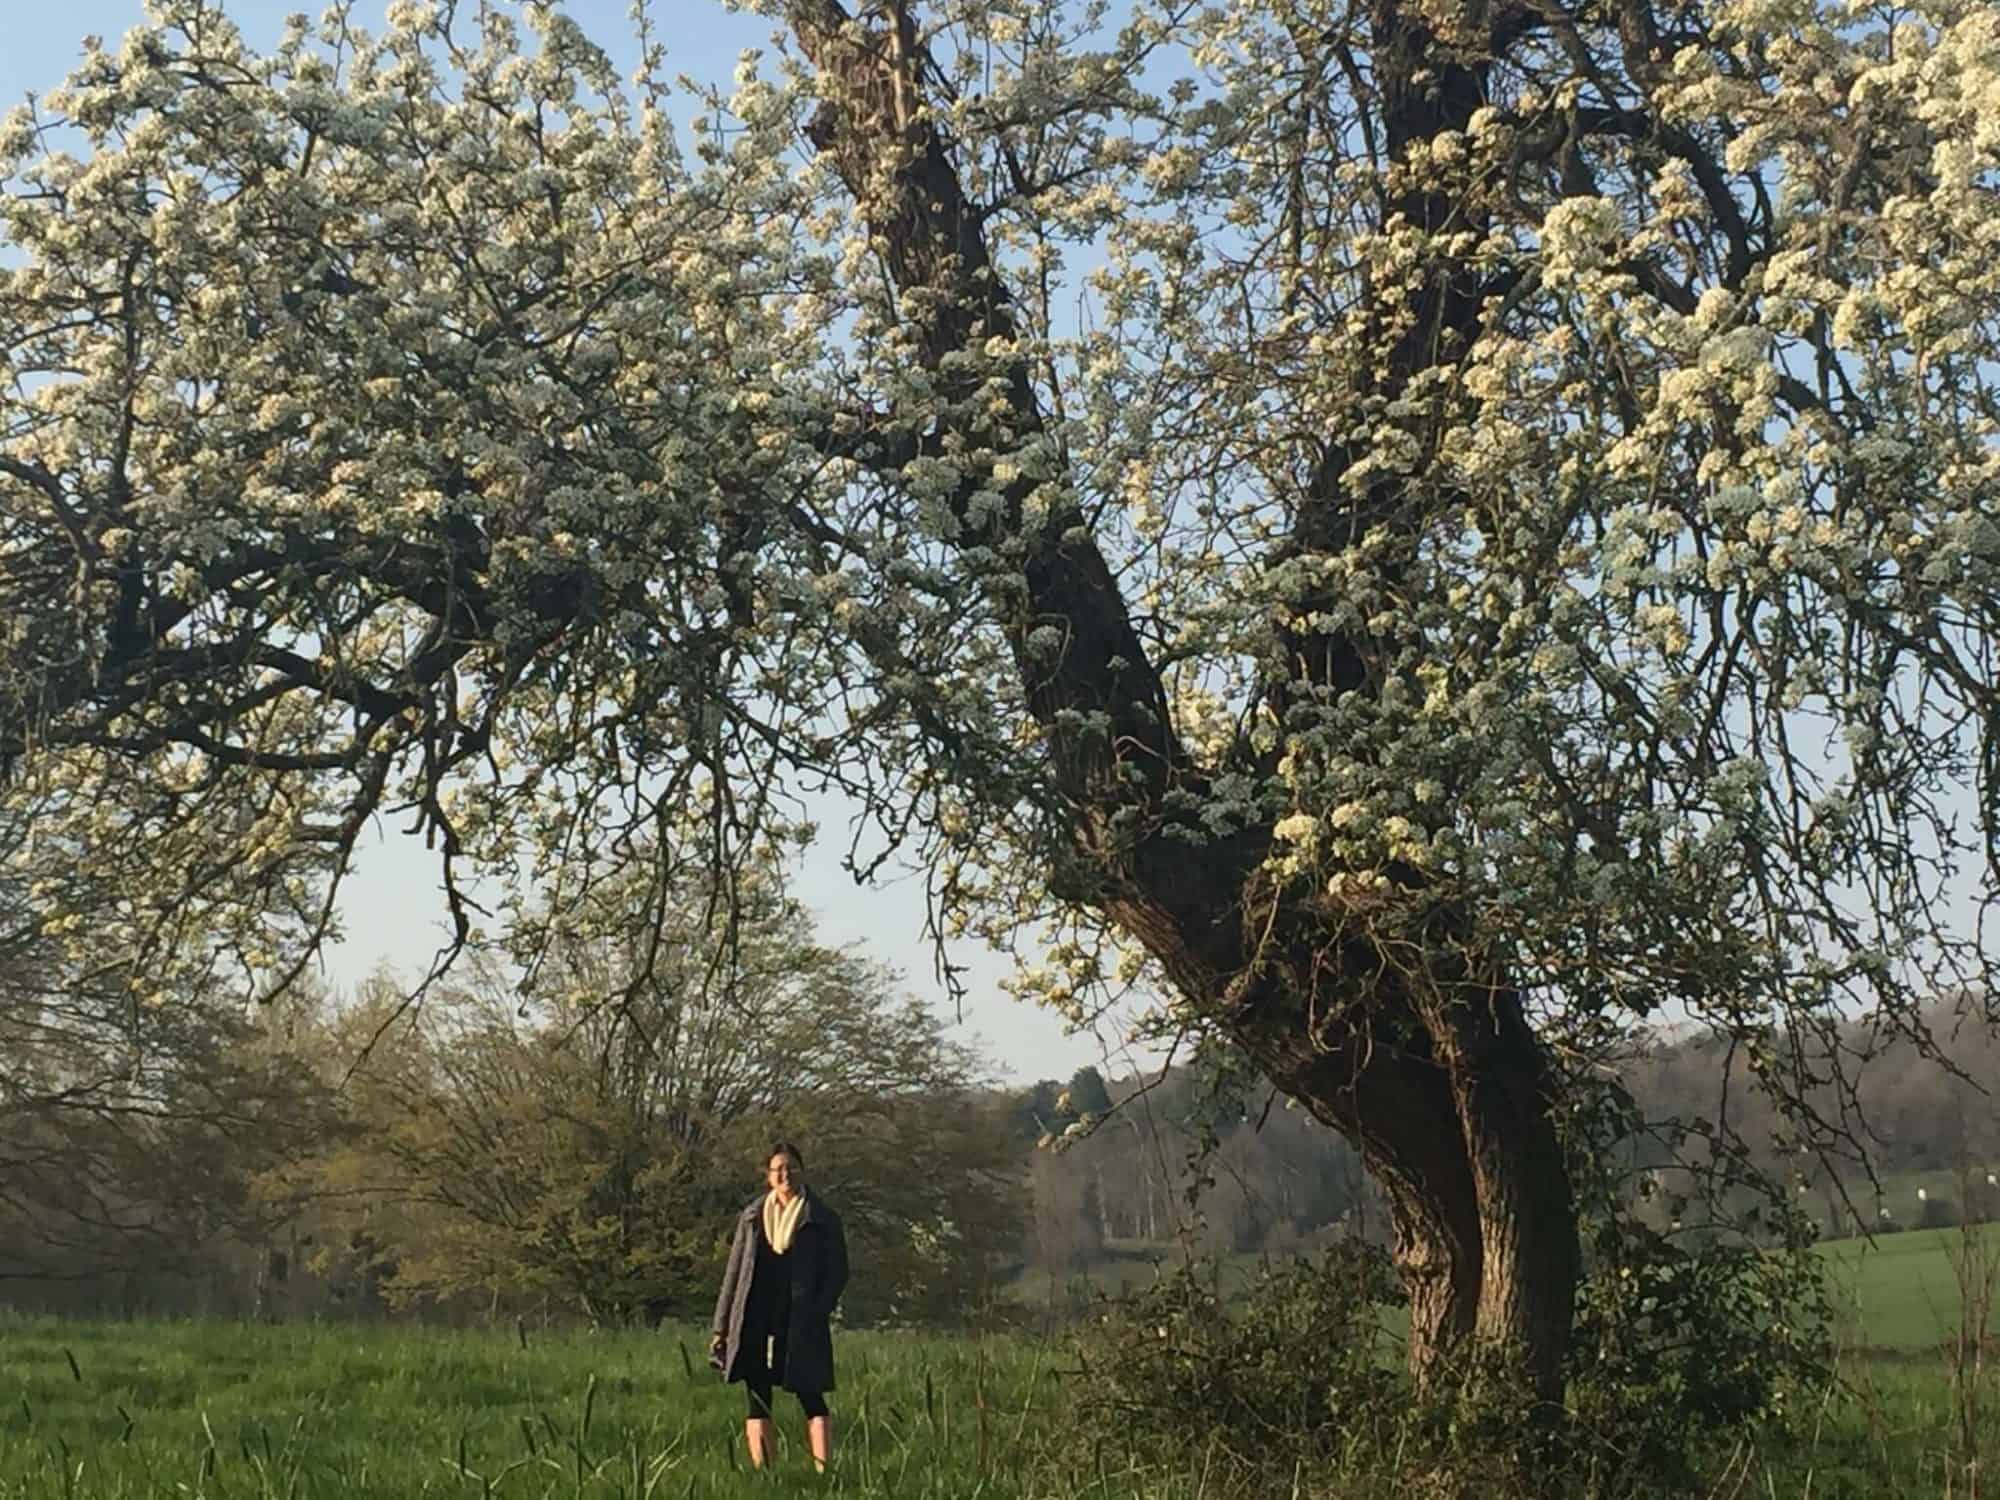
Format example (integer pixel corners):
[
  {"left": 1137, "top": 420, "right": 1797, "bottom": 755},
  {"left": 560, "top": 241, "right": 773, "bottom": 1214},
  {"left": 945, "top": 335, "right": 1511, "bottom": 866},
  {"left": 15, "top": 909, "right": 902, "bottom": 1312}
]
[
  {"left": 1729, "top": 1356, "right": 1994, "bottom": 1500},
  {"left": 1816, "top": 1220, "right": 2000, "bottom": 1351},
  {"left": 0, "top": 1315, "right": 1107, "bottom": 1498},
  {"left": 2, "top": 1290, "right": 1995, "bottom": 1499}
]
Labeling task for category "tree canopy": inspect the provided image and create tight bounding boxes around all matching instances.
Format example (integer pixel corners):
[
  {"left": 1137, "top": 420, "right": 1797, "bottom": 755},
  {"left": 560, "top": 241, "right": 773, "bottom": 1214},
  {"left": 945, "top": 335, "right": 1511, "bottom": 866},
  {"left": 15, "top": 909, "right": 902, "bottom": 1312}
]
[{"left": 4, "top": 0, "right": 1997, "bottom": 1398}]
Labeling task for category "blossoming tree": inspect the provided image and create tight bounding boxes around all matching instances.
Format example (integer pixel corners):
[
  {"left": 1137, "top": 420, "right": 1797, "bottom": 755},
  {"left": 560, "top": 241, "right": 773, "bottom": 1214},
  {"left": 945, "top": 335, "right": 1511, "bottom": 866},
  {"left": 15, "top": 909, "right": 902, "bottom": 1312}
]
[{"left": 3, "top": 0, "right": 1997, "bottom": 1395}]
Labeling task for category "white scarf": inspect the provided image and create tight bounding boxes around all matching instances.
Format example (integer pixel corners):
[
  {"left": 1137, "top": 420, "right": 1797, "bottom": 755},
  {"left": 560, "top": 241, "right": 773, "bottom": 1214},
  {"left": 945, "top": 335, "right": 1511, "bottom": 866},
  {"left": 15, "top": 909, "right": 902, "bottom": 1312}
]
[{"left": 762, "top": 1190, "right": 805, "bottom": 1255}]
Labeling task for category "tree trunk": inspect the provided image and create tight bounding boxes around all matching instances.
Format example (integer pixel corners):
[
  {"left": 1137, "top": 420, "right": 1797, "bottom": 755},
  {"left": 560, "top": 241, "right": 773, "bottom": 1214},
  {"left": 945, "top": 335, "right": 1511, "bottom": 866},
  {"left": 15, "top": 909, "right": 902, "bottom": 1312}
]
[
  {"left": 1286, "top": 992, "right": 1576, "bottom": 1398},
  {"left": 1117, "top": 882, "right": 1578, "bottom": 1400},
  {"left": 1434, "top": 986, "right": 1580, "bottom": 1388},
  {"left": 1284, "top": 942, "right": 1581, "bottom": 1395}
]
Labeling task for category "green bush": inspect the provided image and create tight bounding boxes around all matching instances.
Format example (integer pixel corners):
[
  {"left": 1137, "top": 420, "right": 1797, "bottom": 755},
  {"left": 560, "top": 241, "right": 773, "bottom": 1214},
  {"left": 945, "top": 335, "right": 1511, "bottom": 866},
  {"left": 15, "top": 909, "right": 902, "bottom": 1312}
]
[
  {"left": 1065, "top": 1211, "right": 1834, "bottom": 1496},
  {"left": 1917, "top": 1195, "right": 1959, "bottom": 1231},
  {"left": 1069, "top": 1242, "right": 1403, "bottom": 1482},
  {"left": 1567, "top": 1215, "right": 1833, "bottom": 1485}
]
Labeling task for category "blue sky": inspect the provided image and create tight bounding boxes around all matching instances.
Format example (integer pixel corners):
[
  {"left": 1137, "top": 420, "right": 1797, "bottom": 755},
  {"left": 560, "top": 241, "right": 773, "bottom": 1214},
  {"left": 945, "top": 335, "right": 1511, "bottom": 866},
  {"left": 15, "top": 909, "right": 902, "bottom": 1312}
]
[
  {"left": 2, "top": 0, "right": 1139, "bottom": 1086},
  {"left": 0, "top": 2, "right": 776, "bottom": 99}
]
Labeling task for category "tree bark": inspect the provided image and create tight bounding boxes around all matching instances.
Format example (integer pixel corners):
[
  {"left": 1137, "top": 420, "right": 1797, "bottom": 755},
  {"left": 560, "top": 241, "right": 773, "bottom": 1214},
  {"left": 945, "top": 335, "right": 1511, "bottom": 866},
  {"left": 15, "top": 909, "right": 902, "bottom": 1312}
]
[
  {"left": 1433, "top": 986, "right": 1580, "bottom": 1383},
  {"left": 1108, "top": 877, "right": 1576, "bottom": 1400}
]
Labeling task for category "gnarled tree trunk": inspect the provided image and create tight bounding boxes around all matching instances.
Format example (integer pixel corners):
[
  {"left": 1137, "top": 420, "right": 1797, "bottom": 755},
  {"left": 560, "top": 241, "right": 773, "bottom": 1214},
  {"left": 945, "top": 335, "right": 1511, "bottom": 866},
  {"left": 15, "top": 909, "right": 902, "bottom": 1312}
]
[{"left": 1108, "top": 868, "right": 1577, "bottom": 1398}]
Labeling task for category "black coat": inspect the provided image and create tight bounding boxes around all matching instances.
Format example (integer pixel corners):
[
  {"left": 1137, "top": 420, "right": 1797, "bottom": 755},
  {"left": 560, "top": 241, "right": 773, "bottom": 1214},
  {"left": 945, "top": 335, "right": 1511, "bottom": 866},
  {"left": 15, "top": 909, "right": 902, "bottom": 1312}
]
[{"left": 710, "top": 1189, "right": 848, "bottom": 1393}]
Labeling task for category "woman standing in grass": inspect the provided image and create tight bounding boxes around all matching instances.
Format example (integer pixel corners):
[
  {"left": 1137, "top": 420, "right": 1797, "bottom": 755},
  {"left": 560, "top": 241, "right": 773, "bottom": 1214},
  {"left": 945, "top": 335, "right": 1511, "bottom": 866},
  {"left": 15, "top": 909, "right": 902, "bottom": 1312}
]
[{"left": 709, "top": 1142, "right": 849, "bottom": 1471}]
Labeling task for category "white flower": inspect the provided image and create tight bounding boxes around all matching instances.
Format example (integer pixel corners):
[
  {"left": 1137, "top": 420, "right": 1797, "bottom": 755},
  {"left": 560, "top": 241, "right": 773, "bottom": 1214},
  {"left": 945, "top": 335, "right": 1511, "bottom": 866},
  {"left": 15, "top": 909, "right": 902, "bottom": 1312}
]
[{"left": 1272, "top": 813, "right": 1318, "bottom": 843}]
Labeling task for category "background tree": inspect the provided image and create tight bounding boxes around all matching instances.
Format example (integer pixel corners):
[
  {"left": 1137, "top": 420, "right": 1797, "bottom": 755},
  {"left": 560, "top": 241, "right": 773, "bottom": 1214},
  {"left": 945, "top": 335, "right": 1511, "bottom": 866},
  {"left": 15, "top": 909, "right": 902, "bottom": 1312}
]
[
  {"left": 0, "top": 828, "right": 337, "bottom": 1296},
  {"left": 283, "top": 839, "right": 1021, "bottom": 1324},
  {"left": 1063, "top": 1066, "right": 1113, "bottom": 1123},
  {"left": 1012, "top": 1059, "right": 1384, "bottom": 1270},
  {"left": 3, "top": 0, "right": 1997, "bottom": 1400}
]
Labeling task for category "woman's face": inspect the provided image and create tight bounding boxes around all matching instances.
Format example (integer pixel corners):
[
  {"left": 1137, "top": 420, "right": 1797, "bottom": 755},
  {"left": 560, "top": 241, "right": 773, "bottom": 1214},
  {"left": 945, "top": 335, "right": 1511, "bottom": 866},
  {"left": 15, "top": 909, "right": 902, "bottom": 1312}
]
[{"left": 767, "top": 1152, "right": 802, "bottom": 1202}]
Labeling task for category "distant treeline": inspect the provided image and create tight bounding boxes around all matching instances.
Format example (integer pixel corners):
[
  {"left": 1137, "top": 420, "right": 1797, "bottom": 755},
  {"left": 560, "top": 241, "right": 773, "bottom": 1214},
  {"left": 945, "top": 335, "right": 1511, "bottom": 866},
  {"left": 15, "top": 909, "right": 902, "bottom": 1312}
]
[
  {"left": 996, "top": 1063, "right": 1379, "bottom": 1282},
  {"left": 1617, "top": 996, "right": 2000, "bottom": 1238},
  {"left": 1004, "top": 994, "right": 2000, "bottom": 1282},
  {"left": 5, "top": 972, "right": 1994, "bottom": 1325},
  {"left": 1, "top": 860, "right": 1026, "bottom": 1329}
]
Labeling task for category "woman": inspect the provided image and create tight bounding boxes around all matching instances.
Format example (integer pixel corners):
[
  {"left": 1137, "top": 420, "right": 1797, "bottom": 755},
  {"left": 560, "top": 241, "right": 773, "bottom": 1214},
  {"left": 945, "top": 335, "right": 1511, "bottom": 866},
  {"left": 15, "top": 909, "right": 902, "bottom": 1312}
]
[{"left": 709, "top": 1142, "right": 849, "bottom": 1471}]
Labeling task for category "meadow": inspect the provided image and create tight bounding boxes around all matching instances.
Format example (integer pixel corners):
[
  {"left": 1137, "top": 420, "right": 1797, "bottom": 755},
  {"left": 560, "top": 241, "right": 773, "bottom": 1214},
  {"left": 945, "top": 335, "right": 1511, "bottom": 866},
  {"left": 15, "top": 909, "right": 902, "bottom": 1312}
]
[
  {"left": 1819, "top": 1220, "right": 2000, "bottom": 1351},
  {"left": 2, "top": 1225, "right": 1996, "bottom": 1499},
  {"left": 0, "top": 1317, "right": 1088, "bottom": 1499}
]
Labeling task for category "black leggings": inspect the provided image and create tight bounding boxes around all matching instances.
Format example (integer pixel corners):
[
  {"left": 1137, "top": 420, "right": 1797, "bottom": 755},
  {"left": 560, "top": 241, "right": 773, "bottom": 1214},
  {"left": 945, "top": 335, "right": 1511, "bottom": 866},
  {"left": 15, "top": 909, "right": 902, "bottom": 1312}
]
[{"left": 745, "top": 1381, "right": 828, "bottom": 1421}]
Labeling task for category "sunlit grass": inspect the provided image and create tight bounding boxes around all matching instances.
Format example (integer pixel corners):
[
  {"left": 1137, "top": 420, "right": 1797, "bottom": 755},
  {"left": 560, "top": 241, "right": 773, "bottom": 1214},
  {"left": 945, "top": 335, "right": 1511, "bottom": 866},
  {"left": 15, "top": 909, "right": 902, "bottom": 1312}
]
[
  {"left": 0, "top": 1314, "right": 1111, "bottom": 1498},
  {"left": 1816, "top": 1220, "right": 2000, "bottom": 1350},
  {"left": 0, "top": 1306, "right": 1991, "bottom": 1497}
]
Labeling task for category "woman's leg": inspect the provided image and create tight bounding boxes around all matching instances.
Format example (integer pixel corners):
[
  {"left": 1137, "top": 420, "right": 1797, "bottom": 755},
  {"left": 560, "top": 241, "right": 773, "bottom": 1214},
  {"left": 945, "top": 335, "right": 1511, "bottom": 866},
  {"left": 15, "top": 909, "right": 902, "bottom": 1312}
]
[
  {"left": 744, "top": 1380, "right": 776, "bottom": 1467},
  {"left": 798, "top": 1391, "right": 831, "bottom": 1471}
]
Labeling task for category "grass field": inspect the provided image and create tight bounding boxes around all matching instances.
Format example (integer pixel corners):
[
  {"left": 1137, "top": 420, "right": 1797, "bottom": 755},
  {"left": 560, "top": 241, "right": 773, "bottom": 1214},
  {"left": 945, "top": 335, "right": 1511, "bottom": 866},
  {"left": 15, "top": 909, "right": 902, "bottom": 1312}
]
[
  {"left": 4, "top": 1222, "right": 1998, "bottom": 1500},
  {"left": 0, "top": 1317, "right": 1097, "bottom": 1498},
  {"left": 1818, "top": 1220, "right": 2000, "bottom": 1351}
]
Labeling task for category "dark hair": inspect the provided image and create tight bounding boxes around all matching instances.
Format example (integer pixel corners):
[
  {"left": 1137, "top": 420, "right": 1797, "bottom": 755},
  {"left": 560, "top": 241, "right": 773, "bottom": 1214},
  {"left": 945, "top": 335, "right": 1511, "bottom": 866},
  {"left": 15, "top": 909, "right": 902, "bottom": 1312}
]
[{"left": 768, "top": 1142, "right": 804, "bottom": 1170}]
